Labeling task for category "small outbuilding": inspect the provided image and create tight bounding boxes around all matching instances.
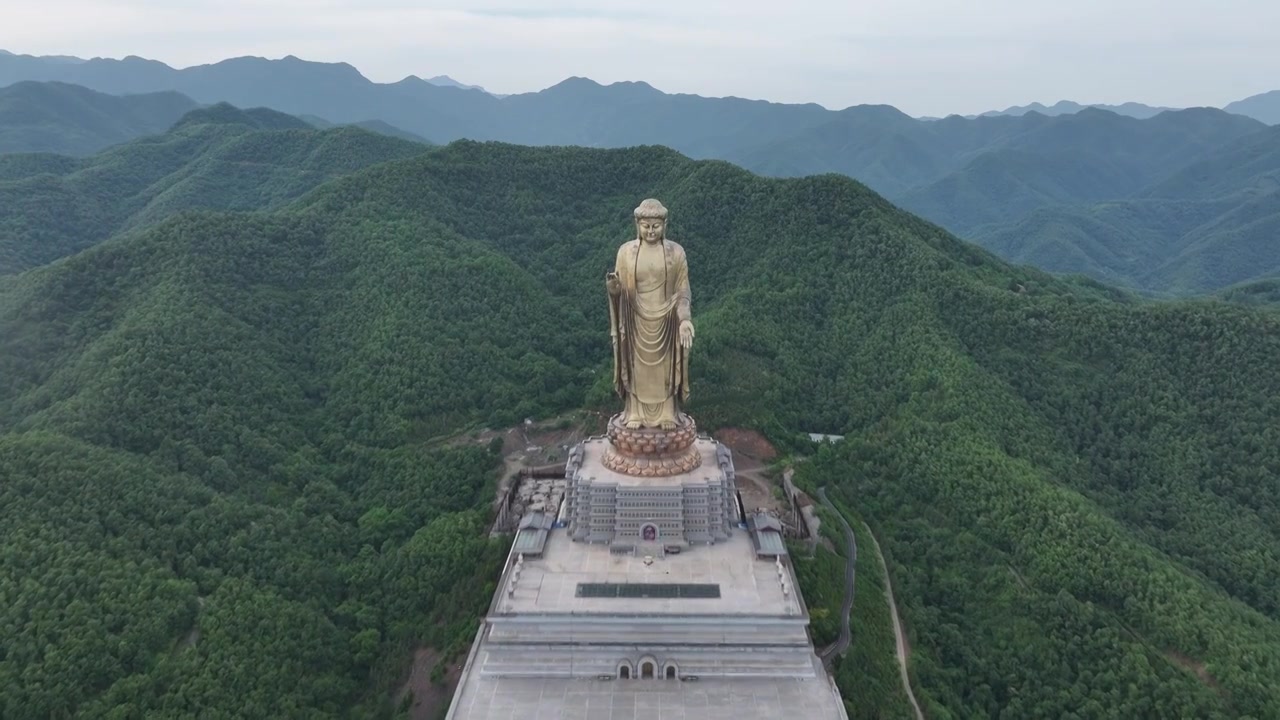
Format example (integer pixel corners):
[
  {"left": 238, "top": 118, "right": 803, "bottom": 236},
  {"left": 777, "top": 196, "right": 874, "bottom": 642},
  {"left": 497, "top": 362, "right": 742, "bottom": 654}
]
[
  {"left": 513, "top": 512, "right": 555, "bottom": 556},
  {"left": 748, "top": 512, "right": 787, "bottom": 558}
]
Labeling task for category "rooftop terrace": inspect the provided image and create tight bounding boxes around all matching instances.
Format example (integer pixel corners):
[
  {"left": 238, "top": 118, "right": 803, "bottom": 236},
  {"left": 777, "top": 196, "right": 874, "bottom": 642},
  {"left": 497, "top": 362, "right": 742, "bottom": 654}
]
[{"left": 494, "top": 526, "right": 803, "bottom": 617}]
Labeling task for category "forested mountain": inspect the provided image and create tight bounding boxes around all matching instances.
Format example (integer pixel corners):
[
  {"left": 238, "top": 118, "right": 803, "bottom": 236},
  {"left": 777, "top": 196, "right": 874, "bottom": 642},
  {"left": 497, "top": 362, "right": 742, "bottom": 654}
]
[
  {"left": 0, "top": 80, "right": 196, "bottom": 155},
  {"left": 1218, "top": 277, "right": 1280, "bottom": 308},
  {"left": 0, "top": 103, "right": 430, "bottom": 275},
  {"left": 2, "top": 135, "right": 1279, "bottom": 717},
  {"left": 974, "top": 123, "right": 1280, "bottom": 294},
  {"left": 298, "top": 115, "right": 431, "bottom": 144},
  {"left": 5, "top": 51, "right": 1280, "bottom": 294},
  {"left": 724, "top": 106, "right": 1280, "bottom": 294},
  {"left": 891, "top": 107, "right": 1264, "bottom": 233}
]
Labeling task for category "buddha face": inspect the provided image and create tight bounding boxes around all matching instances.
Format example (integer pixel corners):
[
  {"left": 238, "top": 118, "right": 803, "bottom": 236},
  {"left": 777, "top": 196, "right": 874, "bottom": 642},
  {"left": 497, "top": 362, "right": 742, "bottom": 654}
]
[{"left": 637, "top": 217, "right": 665, "bottom": 243}]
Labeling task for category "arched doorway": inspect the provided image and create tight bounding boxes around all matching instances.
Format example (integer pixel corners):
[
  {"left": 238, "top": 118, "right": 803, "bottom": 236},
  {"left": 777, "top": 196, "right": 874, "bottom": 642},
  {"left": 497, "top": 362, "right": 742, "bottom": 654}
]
[
  {"left": 640, "top": 661, "right": 655, "bottom": 679},
  {"left": 618, "top": 665, "right": 631, "bottom": 679},
  {"left": 665, "top": 665, "right": 677, "bottom": 680}
]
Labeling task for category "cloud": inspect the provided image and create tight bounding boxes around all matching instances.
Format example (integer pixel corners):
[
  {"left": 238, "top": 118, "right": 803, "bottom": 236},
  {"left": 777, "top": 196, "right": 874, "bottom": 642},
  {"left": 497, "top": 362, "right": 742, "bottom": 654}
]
[{"left": 464, "top": 7, "right": 648, "bottom": 20}]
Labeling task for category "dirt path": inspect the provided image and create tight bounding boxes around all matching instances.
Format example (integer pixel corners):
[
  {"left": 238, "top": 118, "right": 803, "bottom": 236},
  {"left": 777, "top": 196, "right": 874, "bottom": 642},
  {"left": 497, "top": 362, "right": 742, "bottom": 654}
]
[{"left": 863, "top": 522, "right": 925, "bottom": 720}]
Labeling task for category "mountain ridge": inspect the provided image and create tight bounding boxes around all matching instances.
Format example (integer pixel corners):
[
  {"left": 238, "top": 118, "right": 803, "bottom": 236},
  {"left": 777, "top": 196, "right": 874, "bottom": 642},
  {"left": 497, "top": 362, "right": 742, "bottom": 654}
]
[
  {"left": 0, "top": 103, "right": 431, "bottom": 275},
  {"left": 3, "top": 53, "right": 1280, "bottom": 293},
  {"left": 968, "top": 121, "right": 1280, "bottom": 294},
  {"left": 976, "top": 99, "right": 1180, "bottom": 119},
  {"left": 4, "top": 49, "right": 1275, "bottom": 122},
  {"left": 1225, "top": 89, "right": 1280, "bottom": 125},
  {"left": 0, "top": 80, "right": 197, "bottom": 155}
]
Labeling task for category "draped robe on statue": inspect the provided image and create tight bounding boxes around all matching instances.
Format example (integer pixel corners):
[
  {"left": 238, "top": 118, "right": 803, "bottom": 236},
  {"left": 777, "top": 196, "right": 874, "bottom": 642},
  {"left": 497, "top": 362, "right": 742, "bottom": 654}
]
[{"left": 609, "top": 238, "right": 691, "bottom": 428}]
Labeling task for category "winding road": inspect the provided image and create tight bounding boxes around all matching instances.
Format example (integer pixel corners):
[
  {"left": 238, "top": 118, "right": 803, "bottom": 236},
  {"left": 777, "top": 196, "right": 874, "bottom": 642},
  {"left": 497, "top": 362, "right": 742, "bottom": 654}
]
[
  {"left": 816, "top": 486, "right": 856, "bottom": 666},
  {"left": 862, "top": 520, "right": 925, "bottom": 720},
  {"left": 814, "top": 485, "right": 925, "bottom": 720}
]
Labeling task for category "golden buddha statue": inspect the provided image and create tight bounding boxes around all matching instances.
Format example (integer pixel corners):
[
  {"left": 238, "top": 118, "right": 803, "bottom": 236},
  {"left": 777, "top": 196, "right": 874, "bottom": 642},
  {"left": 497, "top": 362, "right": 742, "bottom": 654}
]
[{"left": 605, "top": 199, "right": 695, "bottom": 431}]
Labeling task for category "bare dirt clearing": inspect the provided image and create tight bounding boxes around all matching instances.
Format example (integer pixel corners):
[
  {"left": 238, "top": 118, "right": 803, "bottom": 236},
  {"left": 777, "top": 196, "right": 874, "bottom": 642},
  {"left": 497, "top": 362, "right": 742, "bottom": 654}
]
[
  {"left": 714, "top": 428, "right": 785, "bottom": 514},
  {"left": 394, "top": 646, "right": 464, "bottom": 720}
]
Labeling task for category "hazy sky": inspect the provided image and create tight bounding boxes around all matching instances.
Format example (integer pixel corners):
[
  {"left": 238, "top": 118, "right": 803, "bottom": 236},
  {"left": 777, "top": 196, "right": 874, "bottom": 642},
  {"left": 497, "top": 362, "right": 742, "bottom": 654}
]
[{"left": 2, "top": 0, "right": 1277, "bottom": 116}]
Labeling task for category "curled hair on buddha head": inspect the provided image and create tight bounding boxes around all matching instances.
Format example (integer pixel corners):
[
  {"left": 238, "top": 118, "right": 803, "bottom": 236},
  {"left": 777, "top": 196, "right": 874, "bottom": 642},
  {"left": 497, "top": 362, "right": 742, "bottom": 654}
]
[{"left": 633, "top": 198, "right": 668, "bottom": 220}]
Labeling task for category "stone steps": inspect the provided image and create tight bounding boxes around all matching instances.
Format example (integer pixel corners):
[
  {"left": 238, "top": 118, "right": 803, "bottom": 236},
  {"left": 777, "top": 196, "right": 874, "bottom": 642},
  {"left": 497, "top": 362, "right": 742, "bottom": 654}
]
[{"left": 477, "top": 645, "right": 820, "bottom": 679}]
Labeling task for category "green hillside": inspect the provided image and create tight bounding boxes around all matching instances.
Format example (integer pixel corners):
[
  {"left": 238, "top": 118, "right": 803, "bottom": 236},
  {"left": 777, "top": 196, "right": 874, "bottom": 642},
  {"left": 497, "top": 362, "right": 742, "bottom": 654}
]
[
  {"left": 730, "top": 107, "right": 1261, "bottom": 200},
  {"left": 0, "top": 103, "right": 430, "bottom": 275},
  {"left": 974, "top": 199, "right": 1233, "bottom": 289},
  {"left": 974, "top": 124, "right": 1280, "bottom": 294},
  {"left": 1152, "top": 191, "right": 1280, "bottom": 292},
  {"left": 0, "top": 80, "right": 196, "bottom": 155},
  {"left": 728, "top": 106, "right": 1280, "bottom": 295},
  {"left": 897, "top": 108, "right": 1266, "bottom": 236},
  {"left": 299, "top": 114, "right": 432, "bottom": 144},
  {"left": 1142, "top": 124, "right": 1280, "bottom": 200},
  {"left": 897, "top": 147, "right": 1143, "bottom": 235},
  {"left": 2, "top": 138, "right": 1279, "bottom": 717},
  {"left": 1217, "top": 276, "right": 1280, "bottom": 308}
]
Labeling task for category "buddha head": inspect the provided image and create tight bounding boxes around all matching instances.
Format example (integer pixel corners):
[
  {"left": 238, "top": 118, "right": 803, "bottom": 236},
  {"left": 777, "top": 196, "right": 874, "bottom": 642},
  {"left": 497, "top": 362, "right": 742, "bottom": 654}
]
[{"left": 634, "top": 198, "right": 667, "bottom": 244}]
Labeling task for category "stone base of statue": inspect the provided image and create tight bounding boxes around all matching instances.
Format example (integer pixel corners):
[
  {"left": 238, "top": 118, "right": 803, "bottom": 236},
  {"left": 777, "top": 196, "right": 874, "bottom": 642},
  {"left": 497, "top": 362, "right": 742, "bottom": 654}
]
[
  {"left": 601, "top": 412, "right": 703, "bottom": 477},
  {"left": 565, "top": 426, "right": 734, "bottom": 549}
]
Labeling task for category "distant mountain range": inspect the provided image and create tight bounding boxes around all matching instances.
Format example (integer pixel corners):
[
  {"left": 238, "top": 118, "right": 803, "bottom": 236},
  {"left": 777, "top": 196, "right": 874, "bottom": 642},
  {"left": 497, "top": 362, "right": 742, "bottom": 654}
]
[
  {"left": 973, "top": 100, "right": 1180, "bottom": 120},
  {"left": 0, "top": 51, "right": 499, "bottom": 98},
  {"left": 0, "top": 81, "right": 196, "bottom": 155},
  {"left": 4, "top": 50, "right": 1276, "bottom": 130},
  {"left": 2, "top": 50, "right": 1279, "bottom": 295},
  {"left": 0, "top": 80, "right": 429, "bottom": 156},
  {"left": 975, "top": 92, "right": 1280, "bottom": 126},
  {"left": 1225, "top": 90, "right": 1280, "bottom": 126},
  {"left": 424, "top": 74, "right": 502, "bottom": 96}
]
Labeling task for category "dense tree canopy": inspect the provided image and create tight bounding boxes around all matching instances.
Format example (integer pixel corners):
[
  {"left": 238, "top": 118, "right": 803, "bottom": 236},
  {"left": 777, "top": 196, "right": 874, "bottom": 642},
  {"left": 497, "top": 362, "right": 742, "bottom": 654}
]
[
  {"left": 0, "top": 104, "right": 429, "bottom": 275},
  {"left": 1, "top": 136, "right": 1278, "bottom": 717},
  {"left": 0, "top": 80, "right": 197, "bottom": 156}
]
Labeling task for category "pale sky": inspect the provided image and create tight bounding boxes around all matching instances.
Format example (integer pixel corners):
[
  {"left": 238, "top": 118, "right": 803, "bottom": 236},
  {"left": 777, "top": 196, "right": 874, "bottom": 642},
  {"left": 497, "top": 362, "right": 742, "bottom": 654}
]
[{"left": 1, "top": 0, "right": 1277, "bottom": 116}]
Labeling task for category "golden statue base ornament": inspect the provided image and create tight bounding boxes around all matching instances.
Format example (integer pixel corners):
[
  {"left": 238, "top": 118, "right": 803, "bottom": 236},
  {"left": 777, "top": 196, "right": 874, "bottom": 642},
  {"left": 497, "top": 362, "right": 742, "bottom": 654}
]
[{"left": 601, "top": 412, "right": 703, "bottom": 477}]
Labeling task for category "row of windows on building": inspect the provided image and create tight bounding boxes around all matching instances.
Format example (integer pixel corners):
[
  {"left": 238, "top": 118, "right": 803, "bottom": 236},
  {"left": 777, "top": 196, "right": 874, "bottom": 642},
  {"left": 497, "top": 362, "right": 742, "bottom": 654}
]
[{"left": 614, "top": 520, "right": 680, "bottom": 529}]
